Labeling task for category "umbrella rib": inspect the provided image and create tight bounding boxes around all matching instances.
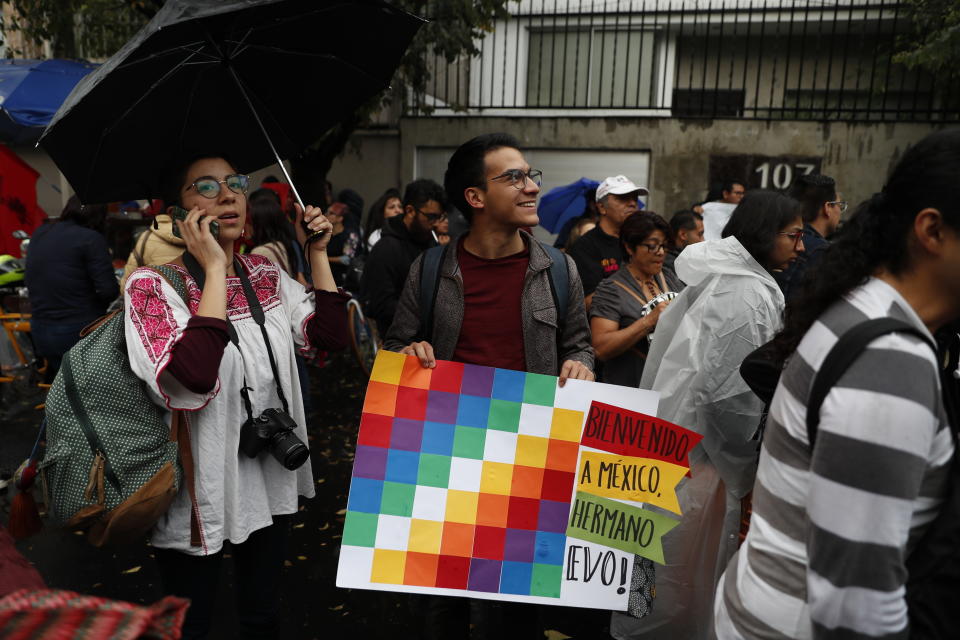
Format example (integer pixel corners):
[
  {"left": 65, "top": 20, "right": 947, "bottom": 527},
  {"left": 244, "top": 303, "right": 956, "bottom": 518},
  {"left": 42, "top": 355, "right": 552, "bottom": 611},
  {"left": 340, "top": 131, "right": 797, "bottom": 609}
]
[
  {"left": 102, "top": 48, "right": 206, "bottom": 137},
  {"left": 225, "top": 4, "right": 352, "bottom": 38},
  {"left": 116, "top": 43, "right": 220, "bottom": 70},
  {"left": 238, "top": 44, "right": 381, "bottom": 84},
  {"left": 176, "top": 67, "right": 206, "bottom": 163},
  {"left": 227, "top": 27, "right": 254, "bottom": 59}
]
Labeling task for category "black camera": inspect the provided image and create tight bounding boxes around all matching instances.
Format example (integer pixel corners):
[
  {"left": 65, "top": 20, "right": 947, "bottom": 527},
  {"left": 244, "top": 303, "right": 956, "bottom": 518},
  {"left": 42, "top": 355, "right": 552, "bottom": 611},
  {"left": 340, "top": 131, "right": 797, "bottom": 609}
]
[{"left": 238, "top": 408, "right": 309, "bottom": 470}]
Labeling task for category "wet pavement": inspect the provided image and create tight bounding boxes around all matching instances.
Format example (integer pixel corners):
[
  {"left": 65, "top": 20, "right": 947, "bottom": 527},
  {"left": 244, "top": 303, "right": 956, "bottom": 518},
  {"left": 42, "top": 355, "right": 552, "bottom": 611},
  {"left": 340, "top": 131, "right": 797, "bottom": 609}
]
[{"left": 1, "top": 351, "right": 417, "bottom": 639}]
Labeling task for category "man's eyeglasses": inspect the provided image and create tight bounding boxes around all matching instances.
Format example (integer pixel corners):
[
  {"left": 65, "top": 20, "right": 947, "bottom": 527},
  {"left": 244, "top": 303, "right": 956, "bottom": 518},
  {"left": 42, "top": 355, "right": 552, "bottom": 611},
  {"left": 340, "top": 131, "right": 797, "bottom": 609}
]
[
  {"left": 489, "top": 168, "right": 543, "bottom": 190},
  {"left": 415, "top": 207, "right": 447, "bottom": 222},
  {"left": 827, "top": 200, "right": 848, "bottom": 213},
  {"left": 639, "top": 243, "right": 668, "bottom": 254},
  {"left": 778, "top": 230, "right": 805, "bottom": 246},
  {"left": 187, "top": 174, "right": 250, "bottom": 199}
]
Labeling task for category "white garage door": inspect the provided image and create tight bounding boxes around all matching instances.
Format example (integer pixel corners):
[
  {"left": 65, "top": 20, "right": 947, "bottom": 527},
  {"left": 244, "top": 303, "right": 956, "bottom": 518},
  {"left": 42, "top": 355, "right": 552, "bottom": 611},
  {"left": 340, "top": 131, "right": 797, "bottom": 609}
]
[{"left": 415, "top": 147, "right": 651, "bottom": 242}]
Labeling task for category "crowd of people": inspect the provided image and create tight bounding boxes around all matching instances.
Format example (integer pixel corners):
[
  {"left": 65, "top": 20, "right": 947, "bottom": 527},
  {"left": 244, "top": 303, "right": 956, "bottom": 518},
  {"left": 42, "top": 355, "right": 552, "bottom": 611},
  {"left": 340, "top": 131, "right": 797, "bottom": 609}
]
[{"left": 10, "top": 127, "right": 960, "bottom": 639}]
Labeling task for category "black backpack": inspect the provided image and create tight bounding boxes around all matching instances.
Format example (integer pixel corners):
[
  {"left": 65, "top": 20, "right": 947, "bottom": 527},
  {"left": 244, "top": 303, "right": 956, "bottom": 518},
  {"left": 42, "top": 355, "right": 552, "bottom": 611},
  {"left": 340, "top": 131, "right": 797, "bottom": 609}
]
[{"left": 741, "top": 319, "right": 960, "bottom": 638}]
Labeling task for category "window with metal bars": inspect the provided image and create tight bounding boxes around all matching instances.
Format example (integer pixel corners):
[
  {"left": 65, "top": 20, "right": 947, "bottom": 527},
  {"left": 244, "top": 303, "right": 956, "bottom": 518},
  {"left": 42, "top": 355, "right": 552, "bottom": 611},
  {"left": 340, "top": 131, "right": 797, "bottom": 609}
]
[{"left": 526, "top": 29, "right": 658, "bottom": 108}]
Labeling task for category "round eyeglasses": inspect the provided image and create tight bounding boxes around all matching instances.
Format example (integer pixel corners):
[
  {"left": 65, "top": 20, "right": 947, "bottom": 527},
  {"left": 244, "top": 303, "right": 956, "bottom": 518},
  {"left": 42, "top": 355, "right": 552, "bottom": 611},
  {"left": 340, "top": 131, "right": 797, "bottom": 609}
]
[
  {"left": 488, "top": 168, "right": 543, "bottom": 190},
  {"left": 187, "top": 174, "right": 250, "bottom": 199}
]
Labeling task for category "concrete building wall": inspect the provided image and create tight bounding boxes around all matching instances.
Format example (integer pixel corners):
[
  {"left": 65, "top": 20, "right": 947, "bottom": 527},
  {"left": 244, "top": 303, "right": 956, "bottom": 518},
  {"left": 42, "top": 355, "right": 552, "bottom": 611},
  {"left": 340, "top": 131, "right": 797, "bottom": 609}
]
[
  {"left": 328, "top": 117, "right": 943, "bottom": 222},
  {"left": 326, "top": 130, "right": 402, "bottom": 214},
  {"left": 11, "top": 118, "right": 943, "bottom": 229}
]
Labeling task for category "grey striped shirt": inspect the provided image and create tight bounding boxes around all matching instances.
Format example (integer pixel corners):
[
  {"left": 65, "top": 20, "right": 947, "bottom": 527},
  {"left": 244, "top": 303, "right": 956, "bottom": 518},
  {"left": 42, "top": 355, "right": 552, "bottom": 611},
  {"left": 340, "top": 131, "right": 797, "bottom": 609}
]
[{"left": 715, "top": 277, "right": 954, "bottom": 640}]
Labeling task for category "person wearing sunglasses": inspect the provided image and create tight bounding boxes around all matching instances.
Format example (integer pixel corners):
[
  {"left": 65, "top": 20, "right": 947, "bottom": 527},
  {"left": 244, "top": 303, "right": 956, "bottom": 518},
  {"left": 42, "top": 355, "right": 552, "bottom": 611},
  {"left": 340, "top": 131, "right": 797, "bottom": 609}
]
[
  {"left": 123, "top": 154, "right": 350, "bottom": 639},
  {"left": 362, "top": 178, "right": 447, "bottom": 335},
  {"left": 776, "top": 173, "right": 845, "bottom": 301},
  {"left": 614, "top": 190, "right": 803, "bottom": 640}
]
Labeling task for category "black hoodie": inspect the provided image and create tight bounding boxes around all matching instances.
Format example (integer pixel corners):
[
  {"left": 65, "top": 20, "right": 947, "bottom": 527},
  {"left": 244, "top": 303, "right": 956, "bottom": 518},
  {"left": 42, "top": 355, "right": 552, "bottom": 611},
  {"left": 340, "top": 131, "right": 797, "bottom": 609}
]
[{"left": 361, "top": 214, "right": 436, "bottom": 334}]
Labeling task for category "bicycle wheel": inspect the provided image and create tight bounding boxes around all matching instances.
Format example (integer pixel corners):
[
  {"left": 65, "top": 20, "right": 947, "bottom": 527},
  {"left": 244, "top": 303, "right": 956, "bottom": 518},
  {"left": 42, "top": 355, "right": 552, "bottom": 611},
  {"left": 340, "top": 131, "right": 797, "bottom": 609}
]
[{"left": 347, "top": 300, "right": 379, "bottom": 376}]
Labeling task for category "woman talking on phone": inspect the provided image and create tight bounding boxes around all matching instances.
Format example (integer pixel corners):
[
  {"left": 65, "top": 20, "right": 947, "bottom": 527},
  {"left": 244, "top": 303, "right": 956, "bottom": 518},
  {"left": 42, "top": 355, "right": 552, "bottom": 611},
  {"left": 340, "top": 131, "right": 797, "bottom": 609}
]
[{"left": 124, "top": 154, "right": 348, "bottom": 639}]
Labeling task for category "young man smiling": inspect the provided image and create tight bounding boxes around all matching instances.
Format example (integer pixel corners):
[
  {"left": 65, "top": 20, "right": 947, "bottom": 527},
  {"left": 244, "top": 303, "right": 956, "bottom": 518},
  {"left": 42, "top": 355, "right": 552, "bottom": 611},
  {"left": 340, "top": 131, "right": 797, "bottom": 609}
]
[
  {"left": 385, "top": 132, "right": 593, "bottom": 382},
  {"left": 384, "top": 132, "right": 595, "bottom": 637}
]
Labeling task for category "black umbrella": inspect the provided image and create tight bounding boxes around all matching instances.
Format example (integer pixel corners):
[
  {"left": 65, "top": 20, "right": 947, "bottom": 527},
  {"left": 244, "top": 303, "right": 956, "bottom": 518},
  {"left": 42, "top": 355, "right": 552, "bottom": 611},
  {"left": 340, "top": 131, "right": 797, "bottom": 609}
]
[{"left": 39, "top": 0, "right": 423, "bottom": 204}]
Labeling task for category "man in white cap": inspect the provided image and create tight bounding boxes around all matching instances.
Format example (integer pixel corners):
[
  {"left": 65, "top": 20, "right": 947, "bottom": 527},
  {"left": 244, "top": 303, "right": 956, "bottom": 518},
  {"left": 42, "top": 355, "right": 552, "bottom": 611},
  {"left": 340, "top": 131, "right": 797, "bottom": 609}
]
[{"left": 568, "top": 174, "right": 648, "bottom": 306}]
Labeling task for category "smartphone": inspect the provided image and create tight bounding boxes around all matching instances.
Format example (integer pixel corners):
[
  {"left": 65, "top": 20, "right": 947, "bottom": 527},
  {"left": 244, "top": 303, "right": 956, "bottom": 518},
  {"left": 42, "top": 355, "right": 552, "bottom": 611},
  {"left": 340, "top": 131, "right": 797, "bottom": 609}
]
[{"left": 170, "top": 206, "right": 220, "bottom": 239}]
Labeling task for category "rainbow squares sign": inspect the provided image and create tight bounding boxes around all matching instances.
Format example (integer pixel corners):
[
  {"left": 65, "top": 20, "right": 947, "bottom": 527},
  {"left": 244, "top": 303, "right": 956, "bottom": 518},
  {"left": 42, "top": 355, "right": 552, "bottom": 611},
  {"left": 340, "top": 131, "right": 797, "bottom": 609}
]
[{"left": 336, "top": 351, "right": 694, "bottom": 610}]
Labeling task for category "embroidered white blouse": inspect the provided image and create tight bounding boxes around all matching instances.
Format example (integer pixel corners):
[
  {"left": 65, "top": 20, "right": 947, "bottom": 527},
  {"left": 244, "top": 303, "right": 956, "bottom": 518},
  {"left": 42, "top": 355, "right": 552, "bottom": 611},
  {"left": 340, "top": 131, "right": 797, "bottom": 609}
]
[{"left": 124, "top": 253, "right": 322, "bottom": 555}]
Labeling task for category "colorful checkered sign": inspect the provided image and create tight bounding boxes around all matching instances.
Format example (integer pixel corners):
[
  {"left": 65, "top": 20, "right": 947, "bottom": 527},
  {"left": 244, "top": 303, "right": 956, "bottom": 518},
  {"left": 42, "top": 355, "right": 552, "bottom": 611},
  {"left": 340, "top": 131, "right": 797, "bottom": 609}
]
[{"left": 336, "top": 351, "right": 688, "bottom": 610}]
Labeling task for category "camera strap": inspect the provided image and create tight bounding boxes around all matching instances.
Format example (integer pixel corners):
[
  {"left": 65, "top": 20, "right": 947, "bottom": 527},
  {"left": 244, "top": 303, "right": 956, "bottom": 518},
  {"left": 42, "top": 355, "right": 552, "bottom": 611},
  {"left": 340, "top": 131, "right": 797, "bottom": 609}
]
[
  {"left": 233, "top": 256, "right": 290, "bottom": 415},
  {"left": 181, "top": 252, "right": 289, "bottom": 420}
]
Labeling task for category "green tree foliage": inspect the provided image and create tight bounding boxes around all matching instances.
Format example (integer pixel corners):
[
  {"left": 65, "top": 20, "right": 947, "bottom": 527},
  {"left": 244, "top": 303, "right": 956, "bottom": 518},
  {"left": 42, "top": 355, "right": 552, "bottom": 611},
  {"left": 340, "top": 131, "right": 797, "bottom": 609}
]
[
  {"left": 893, "top": 0, "right": 960, "bottom": 82},
  {"left": 1, "top": 0, "right": 158, "bottom": 59}
]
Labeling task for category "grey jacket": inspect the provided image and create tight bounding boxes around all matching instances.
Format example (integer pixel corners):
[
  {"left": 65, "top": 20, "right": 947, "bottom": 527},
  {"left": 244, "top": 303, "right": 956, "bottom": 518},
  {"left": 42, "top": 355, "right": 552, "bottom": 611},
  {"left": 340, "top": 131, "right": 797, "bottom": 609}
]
[{"left": 383, "top": 231, "right": 594, "bottom": 376}]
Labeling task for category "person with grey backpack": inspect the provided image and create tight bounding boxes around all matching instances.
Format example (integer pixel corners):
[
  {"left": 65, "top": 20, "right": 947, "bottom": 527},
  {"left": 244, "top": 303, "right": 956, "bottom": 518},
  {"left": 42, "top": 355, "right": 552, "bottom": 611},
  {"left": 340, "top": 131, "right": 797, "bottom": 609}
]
[{"left": 715, "top": 129, "right": 960, "bottom": 640}]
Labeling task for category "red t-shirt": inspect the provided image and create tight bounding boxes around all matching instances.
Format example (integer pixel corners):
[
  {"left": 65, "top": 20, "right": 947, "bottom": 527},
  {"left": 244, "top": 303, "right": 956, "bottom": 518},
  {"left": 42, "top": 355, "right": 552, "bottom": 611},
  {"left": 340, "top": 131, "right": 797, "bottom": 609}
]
[{"left": 452, "top": 238, "right": 529, "bottom": 371}]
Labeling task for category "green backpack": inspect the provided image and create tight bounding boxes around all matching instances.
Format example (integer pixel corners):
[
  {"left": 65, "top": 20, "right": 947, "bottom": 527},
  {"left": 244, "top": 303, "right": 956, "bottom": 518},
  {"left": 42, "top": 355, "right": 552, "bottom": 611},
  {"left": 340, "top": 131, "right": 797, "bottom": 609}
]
[{"left": 41, "top": 265, "right": 200, "bottom": 547}]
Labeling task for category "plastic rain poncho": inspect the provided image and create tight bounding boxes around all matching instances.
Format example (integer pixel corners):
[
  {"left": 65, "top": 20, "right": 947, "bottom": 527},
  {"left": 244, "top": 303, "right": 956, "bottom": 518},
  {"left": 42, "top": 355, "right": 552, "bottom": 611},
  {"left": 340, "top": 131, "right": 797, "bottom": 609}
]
[{"left": 611, "top": 236, "right": 785, "bottom": 640}]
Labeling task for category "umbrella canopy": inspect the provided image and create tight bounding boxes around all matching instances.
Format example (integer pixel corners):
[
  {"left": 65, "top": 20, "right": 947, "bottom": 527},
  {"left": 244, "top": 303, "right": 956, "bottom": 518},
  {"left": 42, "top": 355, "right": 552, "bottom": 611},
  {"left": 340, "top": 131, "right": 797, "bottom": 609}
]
[
  {"left": 0, "top": 59, "right": 97, "bottom": 145},
  {"left": 537, "top": 178, "right": 600, "bottom": 233},
  {"left": 40, "top": 0, "right": 423, "bottom": 203}
]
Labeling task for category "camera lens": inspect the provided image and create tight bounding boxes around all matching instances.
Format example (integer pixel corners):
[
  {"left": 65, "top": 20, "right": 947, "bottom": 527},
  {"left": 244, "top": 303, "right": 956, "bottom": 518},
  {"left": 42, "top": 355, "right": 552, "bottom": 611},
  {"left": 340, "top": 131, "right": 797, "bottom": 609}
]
[{"left": 272, "top": 432, "right": 310, "bottom": 470}]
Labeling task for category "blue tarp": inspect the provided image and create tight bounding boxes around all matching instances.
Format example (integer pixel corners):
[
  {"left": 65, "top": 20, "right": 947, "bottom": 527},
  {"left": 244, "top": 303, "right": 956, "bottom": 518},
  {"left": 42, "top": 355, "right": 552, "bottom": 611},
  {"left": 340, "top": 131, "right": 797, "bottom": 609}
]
[
  {"left": 538, "top": 177, "right": 600, "bottom": 233},
  {"left": 0, "top": 59, "right": 97, "bottom": 144}
]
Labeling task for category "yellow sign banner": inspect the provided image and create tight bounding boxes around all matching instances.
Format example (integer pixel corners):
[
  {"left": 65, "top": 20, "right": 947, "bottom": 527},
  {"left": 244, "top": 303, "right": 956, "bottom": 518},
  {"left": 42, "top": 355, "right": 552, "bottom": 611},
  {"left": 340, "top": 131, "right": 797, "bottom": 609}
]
[{"left": 577, "top": 450, "right": 687, "bottom": 515}]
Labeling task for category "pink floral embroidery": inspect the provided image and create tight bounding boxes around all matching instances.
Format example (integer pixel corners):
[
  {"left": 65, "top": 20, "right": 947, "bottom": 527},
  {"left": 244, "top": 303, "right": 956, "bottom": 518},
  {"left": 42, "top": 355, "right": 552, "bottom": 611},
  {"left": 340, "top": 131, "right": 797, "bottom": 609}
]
[
  {"left": 169, "top": 254, "right": 281, "bottom": 319},
  {"left": 128, "top": 274, "right": 179, "bottom": 364}
]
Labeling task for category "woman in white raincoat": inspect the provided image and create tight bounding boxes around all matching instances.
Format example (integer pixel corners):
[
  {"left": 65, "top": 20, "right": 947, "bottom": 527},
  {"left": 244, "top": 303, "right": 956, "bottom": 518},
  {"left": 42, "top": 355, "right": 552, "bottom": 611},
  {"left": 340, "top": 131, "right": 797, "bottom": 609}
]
[{"left": 611, "top": 190, "right": 805, "bottom": 640}]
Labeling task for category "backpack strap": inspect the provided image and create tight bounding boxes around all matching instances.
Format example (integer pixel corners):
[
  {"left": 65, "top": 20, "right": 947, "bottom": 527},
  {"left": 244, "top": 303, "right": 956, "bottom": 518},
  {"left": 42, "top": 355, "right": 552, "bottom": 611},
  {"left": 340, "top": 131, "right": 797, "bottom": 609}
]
[
  {"left": 169, "top": 410, "right": 203, "bottom": 547},
  {"left": 540, "top": 242, "right": 569, "bottom": 328},
  {"left": 806, "top": 318, "right": 936, "bottom": 449},
  {"left": 418, "top": 244, "right": 448, "bottom": 344},
  {"left": 61, "top": 363, "right": 123, "bottom": 494}
]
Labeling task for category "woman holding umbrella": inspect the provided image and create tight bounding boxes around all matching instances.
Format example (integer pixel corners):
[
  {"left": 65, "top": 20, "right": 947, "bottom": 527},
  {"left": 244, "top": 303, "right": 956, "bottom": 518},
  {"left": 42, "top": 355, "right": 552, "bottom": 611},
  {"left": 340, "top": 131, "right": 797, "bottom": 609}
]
[{"left": 124, "top": 154, "right": 349, "bottom": 638}]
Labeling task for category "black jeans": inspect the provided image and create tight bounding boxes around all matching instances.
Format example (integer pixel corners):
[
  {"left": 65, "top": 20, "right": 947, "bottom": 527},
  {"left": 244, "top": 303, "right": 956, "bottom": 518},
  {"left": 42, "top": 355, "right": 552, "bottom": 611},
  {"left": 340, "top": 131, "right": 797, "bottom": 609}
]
[
  {"left": 155, "top": 516, "right": 290, "bottom": 640},
  {"left": 30, "top": 318, "right": 89, "bottom": 382},
  {"left": 417, "top": 595, "right": 611, "bottom": 640}
]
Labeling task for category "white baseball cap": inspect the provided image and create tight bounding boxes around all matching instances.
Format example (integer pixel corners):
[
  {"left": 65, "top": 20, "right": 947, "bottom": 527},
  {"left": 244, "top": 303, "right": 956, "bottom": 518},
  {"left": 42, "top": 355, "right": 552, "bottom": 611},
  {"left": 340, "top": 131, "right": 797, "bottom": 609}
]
[{"left": 596, "top": 175, "right": 648, "bottom": 202}]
